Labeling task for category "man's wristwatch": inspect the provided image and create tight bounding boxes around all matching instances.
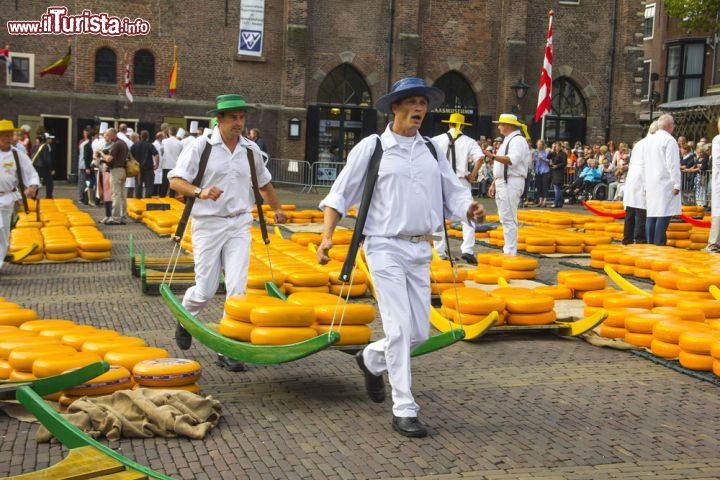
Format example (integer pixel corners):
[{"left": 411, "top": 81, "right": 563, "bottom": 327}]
[{"left": 193, "top": 187, "right": 202, "bottom": 198}]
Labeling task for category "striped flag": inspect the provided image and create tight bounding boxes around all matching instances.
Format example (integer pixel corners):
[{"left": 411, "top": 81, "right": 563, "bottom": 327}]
[
  {"left": 535, "top": 11, "right": 554, "bottom": 123},
  {"left": 40, "top": 46, "right": 71, "bottom": 77},
  {"left": 168, "top": 46, "right": 178, "bottom": 97},
  {"left": 124, "top": 62, "right": 134, "bottom": 103},
  {"left": 0, "top": 46, "right": 9, "bottom": 63}
]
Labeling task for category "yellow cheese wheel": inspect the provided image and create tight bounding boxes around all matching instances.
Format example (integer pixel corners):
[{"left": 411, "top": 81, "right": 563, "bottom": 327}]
[
  {"left": 651, "top": 338, "right": 681, "bottom": 358},
  {"left": 327, "top": 269, "right": 368, "bottom": 285},
  {"left": 633, "top": 268, "right": 652, "bottom": 279},
  {"left": 314, "top": 304, "right": 375, "bottom": 325},
  {"left": 677, "top": 300, "right": 720, "bottom": 319},
  {"left": 218, "top": 317, "right": 254, "bottom": 341},
  {"left": 451, "top": 311, "right": 501, "bottom": 326},
  {"left": 225, "top": 295, "right": 286, "bottom": 321},
  {"left": 678, "top": 350, "right": 714, "bottom": 371},
  {"left": 314, "top": 325, "right": 371, "bottom": 345},
  {"left": 0, "top": 336, "right": 61, "bottom": 360},
  {"left": 651, "top": 306, "right": 705, "bottom": 323},
  {"left": 676, "top": 275, "right": 720, "bottom": 292},
  {"left": 532, "top": 285, "right": 573, "bottom": 300},
  {"left": 504, "top": 295, "right": 554, "bottom": 314},
  {"left": 19, "top": 319, "right": 75, "bottom": 332},
  {"left": 600, "top": 325, "right": 627, "bottom": 339},
  {"left": 707, "top": 319, "right": 720, "bottom": 330},
  {"left": 133, "top": 358, "right": 202, "bottom": 387},
  {"left": 39, "top": 325, "right": 96, "bottom": 339},
  {"left": 329, "top": 283, "right": 368, "bottom": 297},
  {"left": 82, "top": 337, "right": 147, "bottom": 357},
  {"left": 0, "top": 331, "right": 38, "bottom": 344},
  {"left": 9, "top": 370, "right": 36, "bottom": 381},
  {"left": 678, "top": 331, "right": 720, "bottom": 354},
  {"left": 104, "top": 347, "right": 170, "bottom": 371},
  {"left": 286, "top": 292, "right": 345, "bottom": 307},
  {"left": 32, "top": 351, "right": 103, "bottom": 378},
  {"left": 132, "top": 383, "right": 201, "bottom": 394},
  {"left": 500, "top": 256, "right": 538, "bottom": 271},
  {"left": 64, "top": 365, "right": 133, "bottom": 396},
  {"left": 554, "top": 245, "right": 582, "bottom": 254},
  {"left": 557, "top": 270, "right": 597, "bottom": 285},
  {"left": 555, "top": 237, "right": 583, "bottom": 247},
  {"left": 505, "top": 270, "right": 536, "bottom": 280},
  {"left": 526, "top": 237, "right": 554, "bottom": 246},
  {"left": 429, "top": 269, "right": 467, "bottom": 283},
  {"left": 603, "top": 308, "right": 648, "bottom": 328},
  {"left": 446, "top": 290, "right": 506, "bottom": 315},
  {"left": 250, "top": 327, "right": 318, "bottom": 345},
  {"left": 7, "top": 344, "right": 76, "bottom": 372},
  {"left": 286, "top": 271, "right": 329, "bottom": 287},
  {"left": 0, "top": 326, "right": 19, "bottom": 334},
  {"left": 0, "top": 308, "right": 38, "bottom": 327},
  {"left": 45, "top": 251, "right": 79, "bottom": 262},
  {"left": 624, "top": 332, "right": 653, "bottom": 348},
  {"left": 75, "top": 239, "right": 112, "bottom": 252},
  {"left": 603, "top": 294, "right": 654, "bottom": 310},
  {"left": 473, "top": 270, "right": 510, "bottom": 284},
  {"left": 285, "top": 284, "right": 330, "bottom": 294},
  {"left": 526, "top": 245, "right": 555, "bottom": 254},
  {"left": 585, "top": 306, "right": 601, "bottom": 317},
  {"left": 652, "top": 294, "right": 686, "bottom": 308},
  {"left": 651, "top": 259, "right": 671, "bottom": 271},
  {"left": 652, "top": 285, "right": 712, "bottom": 299},
  {"left": 506, "top": 310, "right": 557, "bottom": 326},
  {"left": 0, "top": 360, "right": 12, "bottom": 379},
  {"left": 626, "top": 313, "right": 679, "bottom": 334},
  {"left": 653, "top": 320, "right": 710, "bottom": 344},
  {"left": 79, "top": 250, "right": 111, "bottom": 261},
  {"left": 617, "top": 265, "right": 635, "bottom": 276},
  {"left": 711, "top": 340, "right": 720, "bottom": 359},
  {"left": 583, "top": 289, "right": 622, "bottom": 307},
  {"left": 61, "top": 330, "right": 120, "bottom": 350},
  {"left": 249, "top": 306, "right": 315, "bottom": 327},
  {"left": 490, "top": 287, "right": 533, "bottom": 299},
  {"left": 429, "top": 282, "right": 455, "bottom": 294},
  {"left": 653, "top": 271, "right": 686, "bottom": 290},
  {"left": 564, "top": 274, "right": 607, "bottom": 291}
]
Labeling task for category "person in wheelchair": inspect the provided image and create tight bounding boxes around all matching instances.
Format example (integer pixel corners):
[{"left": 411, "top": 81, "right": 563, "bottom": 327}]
[{"left": 566, "top": 158, "right": 603, "bottom": 199}]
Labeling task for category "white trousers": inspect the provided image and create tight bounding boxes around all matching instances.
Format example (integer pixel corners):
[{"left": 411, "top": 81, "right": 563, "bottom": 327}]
[
  {"left": 363, "top": 236, "right": 432, "bottom": 417},
  {"left": 710, "top": 217, "right": 720, "bottom": 246},
  {"left": 434, "top": 221, "right": 475, "bottom": 256},
  {"left": 182, "top": 214, "right": 252, "bottom": 316},
  {"left": 495, "top": 177, "right": 524, "bottom": 256},
  {"left": 0, "top": 207, "right": 12, "bottom": 270}
]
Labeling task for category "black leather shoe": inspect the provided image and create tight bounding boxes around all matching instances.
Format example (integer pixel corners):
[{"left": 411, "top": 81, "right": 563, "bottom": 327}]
[
  {"left": 356, "top": 351, "right": 385, "bottom": 403},
  {"left": 175, "top": 323, "right": 192, "bottom": 350},
  {"left": 392, "top": 416, "right": 428, "bottom": 438},
  {"left": 461, "top": 253, "right": 478, "bottom": 265},
  {"left": 216, "top": 354, "right": 247, "bottom": 372}
]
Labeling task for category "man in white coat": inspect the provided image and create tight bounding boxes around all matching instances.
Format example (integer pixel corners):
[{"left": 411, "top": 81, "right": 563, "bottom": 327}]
[
  {"left": 484, "top": 114, "right": 531, "bottom": 255},
  {"left": 432, "top": 113, "right": 484, "bottom": 265},
  {"left": 161, "top": 127, "right": 184, "bottom": 197},
  {"left": 0, "top": 120, "right": 39, "bottom": 271},
  {"left": 316, "top": 77, "right": 485, "bottom": 438},
  {"left": 644, "top": 114, "right": 681, "bottom": 246},
  {"left": 708, "top": 118, "right": 720, "bottom": 252},
  {"left": 622, "top": 121, "right": 658, "bottom": 244}
]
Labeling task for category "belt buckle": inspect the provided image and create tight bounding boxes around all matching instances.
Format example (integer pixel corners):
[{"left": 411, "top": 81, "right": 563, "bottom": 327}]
[{"left": 409, "top": 235, "right": 422, "bottom": 243}]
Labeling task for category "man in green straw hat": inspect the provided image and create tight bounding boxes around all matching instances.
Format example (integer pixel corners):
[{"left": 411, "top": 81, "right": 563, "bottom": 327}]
[
  {"left": 0, "top": 119, "right": 39, "bottom": 270},
  {"left": 169, "top": 94, "right": 288, "bottom": 372}
]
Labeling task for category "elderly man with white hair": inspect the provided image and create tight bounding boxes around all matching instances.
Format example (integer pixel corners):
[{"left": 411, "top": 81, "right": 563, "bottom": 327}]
[
  {"left": 708, "top": 118, "right": 720, "bottom": 252},
  {"left": 644, "top": 114, "right": 681, "bottom": 246},
  {"left": 622, "top": 121, "right": 657, "bottom": 244}
]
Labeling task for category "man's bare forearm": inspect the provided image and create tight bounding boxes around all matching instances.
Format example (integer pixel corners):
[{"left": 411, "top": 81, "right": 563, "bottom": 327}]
[{"left": 322, "top": 207, "right": 341, "bottom": 240}]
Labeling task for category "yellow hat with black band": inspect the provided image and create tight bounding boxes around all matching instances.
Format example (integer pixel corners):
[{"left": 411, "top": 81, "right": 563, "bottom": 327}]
[
  {"left": 0, "top": 120, "right": 22, "bottom": 134},
  {"left": 492, "top": 113, "right": 530, "bottom": 141},
  {"left": 441, "top": 113, "right": 472, "bottom": 127}
]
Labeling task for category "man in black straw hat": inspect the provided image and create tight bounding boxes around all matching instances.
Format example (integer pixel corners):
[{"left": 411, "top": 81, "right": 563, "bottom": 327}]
[
  {"left": 317, "top": 77, "right": 485, "bottom": 438},
  {"left": 168, "top": 94, "right": 288, "bottom": 372}
]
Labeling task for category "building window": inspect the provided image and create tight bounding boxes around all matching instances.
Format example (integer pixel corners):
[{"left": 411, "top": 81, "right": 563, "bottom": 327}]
[
  {"left": 317, "top": 64, "right": 372, "bottom": 105},
  {"left": 642, "top": 60, "right": 652, "bottom": 101},
  {"left": 665, "top": 41, "right": 705, "bottom": 102},
  {"left": 94, "top": 47, "right": 116, "bottom": 84},
  {"left": 545, "top": 77, "right": 587, "bottom": 144},
  {"left": 644, "top": 4, "right": 655, "bottom": 40},
  {"left": 6, "top": 52, "right": 34, "bottom": 88},
  {"left": 133, "top": 49, "right": 155, "bottom": 86}
]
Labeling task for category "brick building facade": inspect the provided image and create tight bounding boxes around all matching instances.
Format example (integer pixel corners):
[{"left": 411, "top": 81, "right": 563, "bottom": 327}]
[{"left": 1, "top": 0, "right": 646, "bottom": 180}]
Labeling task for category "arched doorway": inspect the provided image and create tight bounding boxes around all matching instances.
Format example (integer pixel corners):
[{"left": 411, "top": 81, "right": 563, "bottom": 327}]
[
  {"left": 544, "top": 77, "right": 587, "bottom": 144},
  {"left": 306, "top": 64, "right": 377, "bottom": 166},
  {"left": 422, "top": 71, "right": 489, "bottom": 140}
]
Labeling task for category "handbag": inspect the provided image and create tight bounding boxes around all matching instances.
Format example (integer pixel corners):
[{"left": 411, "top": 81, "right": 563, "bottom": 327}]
[{"left": 125, "top": 156, "right": 140, "bottom": 177}]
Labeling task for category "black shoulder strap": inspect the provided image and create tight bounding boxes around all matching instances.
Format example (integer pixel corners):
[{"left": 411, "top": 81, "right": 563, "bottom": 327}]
[
  {"left": 172, "top": 141, "right": 213, "bottom": 243},
  {"left": 445, "top": 132, "right": 457, "bottom": 173},
  {"left": 12, "top": 150, "right": 30, "bottom": 215},
  {"left": 424, "top": 137, "right": 456, "bottom": 265},
  {"left": 340, "top": 137, "right": 383, "bottom": 282},
  {"left": 502, "top": 134, "right": 522, "bottom": 182},
  {"left": 246, "top": 147, "right": 270, "bottom": 245}
]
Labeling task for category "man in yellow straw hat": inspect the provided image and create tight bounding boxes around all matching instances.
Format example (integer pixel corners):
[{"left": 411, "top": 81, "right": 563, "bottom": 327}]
[
  {"left": 432, "top": 113, "right": 484, "bottom": 265},
  {"left": 0, "top": 119, "right": 39, "bottom": 270},
  {"left": 484, "top": 113, "right": 531, "bottom": 255}
]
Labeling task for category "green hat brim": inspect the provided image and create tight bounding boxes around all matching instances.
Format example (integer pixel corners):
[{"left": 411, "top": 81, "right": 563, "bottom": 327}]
[{"left": 207, "top": 103, "right": 255, "bottom": 116}]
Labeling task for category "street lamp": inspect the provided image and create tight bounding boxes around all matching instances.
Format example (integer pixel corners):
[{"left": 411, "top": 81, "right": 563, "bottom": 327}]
[{"left": 510, "top": 79, "right": 529, "bottom": 114}]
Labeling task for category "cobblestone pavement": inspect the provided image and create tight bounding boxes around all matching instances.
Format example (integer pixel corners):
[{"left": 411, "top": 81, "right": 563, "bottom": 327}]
[{"left": 1, "top": 185, "right": 719, "bottom": 480}]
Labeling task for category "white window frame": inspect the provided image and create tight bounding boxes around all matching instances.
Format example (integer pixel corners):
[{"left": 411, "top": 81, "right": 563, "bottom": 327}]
[
  {"left": 559, "top": 1, "right": 580, "bottom": 5},
  {"left": 641, "top": 59, "right": 652, "bottom": 102},
  {"left": 6, "top": 52, "right": 34, "bottom": 88},
  {"left": 644, "top": 3, "right": 656, "bottom": 41}
]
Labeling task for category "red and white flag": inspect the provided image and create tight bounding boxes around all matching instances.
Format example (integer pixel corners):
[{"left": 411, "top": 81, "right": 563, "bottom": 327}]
[
  {"left": 124, "top": 62, "right": 134, "bottom": 103},
  {"left": 535, "top": 11, "right": 554, "bottom": 123}
]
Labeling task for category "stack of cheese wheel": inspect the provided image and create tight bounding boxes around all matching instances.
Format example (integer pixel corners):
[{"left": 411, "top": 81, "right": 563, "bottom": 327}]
[
  {"left": 290, "top": 232, "right": 322, "bottom": 246},
  {"left": 678, "top": 330, "right": 720, "bottom": 371},
  {"left": 624, "top": 312, "right": 679, "bottom": 348},
  {"left": 557, "top": 270, "right": 608, "bottom": 299},
  {"left": 664, "top": 223, "right": 692, "bottom": 248},
  {"left": 711, "top": 340, "right": 720, "bottom": 376},
  {"left": 532, "top": 285, "right": 573, "bottom": 300},
  {"left": 284, "top": 270, "right": 330, "bottom": 294},
  {"left": 288, "top": 209, "right": 314, "bottom": 224},
  {"left": 245, "top": 258, "right": 285, "bottom": 296},
  {"left": 133, "top": 358, "right": 202, "bottom": 392},
  {"left": 499, "top": 255, "right": 538, "bottom": 280},
  {"left": 63, "top": 365, "right": 134, "bottom": 399},
  {"left": 0, "top": 307, "right": 38, "bottom": 327},
  {"left": 525, "top": 236, "right": 555, "bottom": 255},
  {"left": 66, "top": 211, "right": 95, "bottom": 227},
  {"left": 499, "top": 289, "right": 556, "bottom": 326},
  {"left": 320, "top": 263, "right": 368, "bottom": 298},
  {"left": 429, "top": 259, "right": 467, "bottom": 294},
  {"left": 41, "top": 226, "right": 79, "bottom": 262},
  {"left": 290, "top": 292, "right": 375, "bottom": 345},
  {"left": 249, "top": 304, "right": 317, "bottom": 345},
  {"left": 677, "top": 299, "right": 720, "bottom": 325},
  {"left": 8, "top": 227, "right": 43, "bottom": 263},
  {"left": 104, "top": 347, "right": 170, "bottom": 371},
  {"left": 82, "top": 336, "right": 146, "bottom": 357},
  {"left": 473, "top": 253, "right": 511, "bottom": 284},
  {"left": 221, "top": 295, "right": 286, "bottom": 342},
  {"left": 441, "top": 287, "right": 506, "bottom": 326},
  {"left": 70, "top": 226, "right": 112, "bottom": 261},
  {"left": 651, "top": 317, "right": 710, "bottom": 359},
  {"left": 598, "top": 293, "right": 655, "bottom": 339}
]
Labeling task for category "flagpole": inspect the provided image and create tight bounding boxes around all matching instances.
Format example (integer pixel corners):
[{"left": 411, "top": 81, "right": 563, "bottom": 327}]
[{"left": 541, "top": 115, "right": 546, "bottom": 142}]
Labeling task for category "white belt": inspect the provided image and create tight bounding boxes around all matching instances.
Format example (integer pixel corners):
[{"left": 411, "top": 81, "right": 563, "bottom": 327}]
[
  {"left": 394, "top": 234, "right": 437, "bottom": 243},
  {"left": 0, "top": 188, "right": 17, "bottom": 195}
]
